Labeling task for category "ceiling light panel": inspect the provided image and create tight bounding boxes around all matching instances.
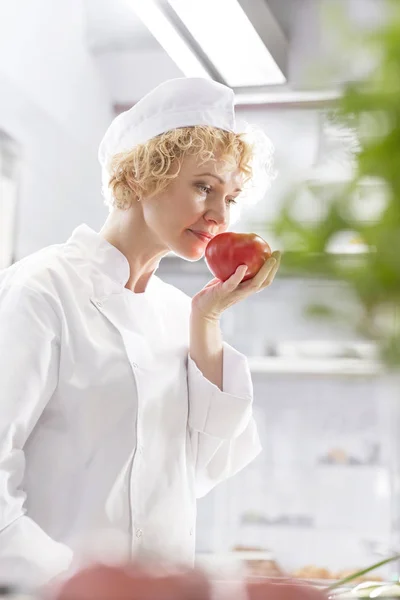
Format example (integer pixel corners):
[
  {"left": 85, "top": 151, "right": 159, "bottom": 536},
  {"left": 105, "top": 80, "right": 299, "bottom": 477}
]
[
  {"left": 130, "top": 0, "right": 211, "bottom": 79},
  {"left": 166, "top": 0, "right": 286, "bottom": 86}
]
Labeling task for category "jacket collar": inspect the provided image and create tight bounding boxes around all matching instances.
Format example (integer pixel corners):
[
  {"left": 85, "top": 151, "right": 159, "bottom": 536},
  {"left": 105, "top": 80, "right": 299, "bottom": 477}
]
[{"left": 64, "top": 224, "right": 131, "bottom": 290}]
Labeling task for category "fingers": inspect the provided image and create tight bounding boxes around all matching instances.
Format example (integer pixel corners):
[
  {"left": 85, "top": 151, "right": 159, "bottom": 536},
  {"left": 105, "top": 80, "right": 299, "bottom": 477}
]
[
  {"left": 261, "top": 250, "right": 281, "bottom": 288},
  {"left": 222, "top": 264, "right": 248, "bottom": 292},
  {"left": 235, "top": 251, "right": 281, "bottom": 295},
  {"left": 203, "top": 278, "right": 220, "bottom": 289},
  {"left": 215, "top": 251, "right": 281, "bottom": 299},
  {"left": 249, "top": 255, "right": 277, "bottom": 289}
]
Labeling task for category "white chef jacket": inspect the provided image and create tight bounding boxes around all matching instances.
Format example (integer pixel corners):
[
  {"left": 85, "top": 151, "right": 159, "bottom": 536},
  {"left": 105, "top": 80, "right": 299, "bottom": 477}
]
[{"left": 0, "top": 225, "right": 261, "bottom": 587}]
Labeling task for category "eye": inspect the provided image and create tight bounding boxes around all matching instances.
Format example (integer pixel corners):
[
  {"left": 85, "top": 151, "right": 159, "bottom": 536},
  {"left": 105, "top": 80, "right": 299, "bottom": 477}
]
[
  {"left": 195, "top": 183, "right": 212, "bottom": 194},
  {"left": 226, "top": 197, "right": 237, "bottom": 205}
]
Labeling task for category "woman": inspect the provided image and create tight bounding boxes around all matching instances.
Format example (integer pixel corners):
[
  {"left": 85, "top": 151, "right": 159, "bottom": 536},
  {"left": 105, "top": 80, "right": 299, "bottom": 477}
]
[{"left": 0, "top": 78, "right": 280, "bottom": 587}]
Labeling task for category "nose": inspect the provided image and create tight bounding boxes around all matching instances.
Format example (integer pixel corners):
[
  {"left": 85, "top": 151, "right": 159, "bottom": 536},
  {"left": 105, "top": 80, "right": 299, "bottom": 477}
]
[{"left": 204, "top": 196, "right": 228, "bottom": 228}]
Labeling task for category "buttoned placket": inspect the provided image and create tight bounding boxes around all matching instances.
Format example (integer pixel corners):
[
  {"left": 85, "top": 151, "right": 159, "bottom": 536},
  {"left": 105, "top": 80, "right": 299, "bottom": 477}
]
[{"left": 91, "top": 293, "right": 146, "bottom": 552}]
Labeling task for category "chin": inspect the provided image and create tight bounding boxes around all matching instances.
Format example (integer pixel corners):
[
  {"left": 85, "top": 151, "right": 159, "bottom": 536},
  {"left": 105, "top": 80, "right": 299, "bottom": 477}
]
[
  {"left": 168, "top": 232, "right": 208, "bottom": 261},
  {"left": 170, "top": 242, "right": 205, "bottom": 262},
  {"left": 176, "top": 248, "right": 204, "bottom": 262}
]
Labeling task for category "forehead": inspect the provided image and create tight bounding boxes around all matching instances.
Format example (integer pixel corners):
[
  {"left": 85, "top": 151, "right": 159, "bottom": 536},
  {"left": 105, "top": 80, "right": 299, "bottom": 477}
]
[{"left": 180, "top": 154, "right": 242, "bottom": 184}]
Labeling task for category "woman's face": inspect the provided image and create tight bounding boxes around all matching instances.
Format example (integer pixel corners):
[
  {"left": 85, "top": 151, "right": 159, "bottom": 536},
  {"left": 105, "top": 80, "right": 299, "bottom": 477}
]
[{"left": 141, "top": 154, "right": 244, "bottom": 261}]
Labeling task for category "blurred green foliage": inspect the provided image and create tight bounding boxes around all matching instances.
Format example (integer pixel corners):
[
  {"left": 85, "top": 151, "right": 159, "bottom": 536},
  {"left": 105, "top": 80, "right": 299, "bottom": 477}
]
[{"left": 273, "top": 0, "right": 400, "bottom": 368}]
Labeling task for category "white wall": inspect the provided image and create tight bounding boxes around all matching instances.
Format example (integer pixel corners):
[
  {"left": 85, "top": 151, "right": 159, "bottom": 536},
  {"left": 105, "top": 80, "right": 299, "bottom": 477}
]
[
  {"left": 95, "top": 49, "right": 182, "bottom": 103},
  {"left": 0, "top": 0, "right": 113, "bottom": 258}
]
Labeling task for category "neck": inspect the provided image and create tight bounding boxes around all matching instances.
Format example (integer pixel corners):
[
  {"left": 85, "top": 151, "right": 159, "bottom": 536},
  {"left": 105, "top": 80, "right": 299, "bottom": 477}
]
[{"left": 99, "top": 207, "right": 168, "bottom": 294}]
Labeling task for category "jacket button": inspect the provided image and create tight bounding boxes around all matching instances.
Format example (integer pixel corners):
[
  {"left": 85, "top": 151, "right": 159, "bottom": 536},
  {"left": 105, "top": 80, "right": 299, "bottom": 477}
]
[
  {"left": 136, "top": 529, "right": 143, "bottom": 538},
  {"left": 189, "top": 528, "right": 193, "bottom": 536},
  {"left": 131, "top": 362, "right": 138, "bottom": 368},
  {"left": 95, "top": 300, "right": 103, "bottom": 308}
]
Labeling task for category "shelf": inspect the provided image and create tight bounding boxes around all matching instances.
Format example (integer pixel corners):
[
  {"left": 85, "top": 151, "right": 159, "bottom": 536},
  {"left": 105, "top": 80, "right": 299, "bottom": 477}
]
[{"left": 247, "top": 357, "right": 383, "bottom": 376}]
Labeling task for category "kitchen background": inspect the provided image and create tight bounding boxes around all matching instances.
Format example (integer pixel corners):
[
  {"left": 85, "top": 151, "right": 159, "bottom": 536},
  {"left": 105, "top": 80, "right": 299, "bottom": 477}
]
[{"left": 0, "top": 0, "right": 396, "bottom": 584}]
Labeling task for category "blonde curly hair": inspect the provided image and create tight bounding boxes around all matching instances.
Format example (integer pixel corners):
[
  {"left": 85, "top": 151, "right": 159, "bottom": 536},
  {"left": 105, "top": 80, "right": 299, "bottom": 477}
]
[{"left": 103, "top": 125, "right": 255, "bottom": 210}]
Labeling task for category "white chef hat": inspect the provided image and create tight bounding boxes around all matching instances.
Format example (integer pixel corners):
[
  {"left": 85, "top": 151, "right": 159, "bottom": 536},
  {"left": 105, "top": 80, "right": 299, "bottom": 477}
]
[{"left": 98, "top": 77, "right": 236, "bottom": 170}]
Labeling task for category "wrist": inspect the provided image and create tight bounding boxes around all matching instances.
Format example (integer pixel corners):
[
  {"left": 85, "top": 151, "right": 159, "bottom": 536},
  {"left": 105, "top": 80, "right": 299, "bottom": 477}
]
[{"left": 190, "top": 307, "right": 221, "bottom": 326}]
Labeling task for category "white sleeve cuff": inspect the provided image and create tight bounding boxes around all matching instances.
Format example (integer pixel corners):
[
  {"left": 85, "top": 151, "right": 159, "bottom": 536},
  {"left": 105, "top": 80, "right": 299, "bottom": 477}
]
[{"left": 188, "top": 343, "right": 253, "bottom": 440}]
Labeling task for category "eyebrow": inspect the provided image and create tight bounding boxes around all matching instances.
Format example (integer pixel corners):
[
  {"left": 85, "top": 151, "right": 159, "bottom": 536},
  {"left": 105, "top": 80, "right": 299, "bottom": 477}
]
[{"left": 194, "top": 172, "right": 243, "bottom": 193}]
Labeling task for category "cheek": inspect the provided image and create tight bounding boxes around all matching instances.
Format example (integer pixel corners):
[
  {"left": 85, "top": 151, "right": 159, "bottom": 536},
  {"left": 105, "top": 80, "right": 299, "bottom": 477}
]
[
  {"left": 175, "top": 187, "right": 197, "bottom": 205},
  {"left": 175, "top": 191, "right": 203, "bottom": 219},
  {"left": 144, "top": 187, "right": 203, "bottom": 231}
]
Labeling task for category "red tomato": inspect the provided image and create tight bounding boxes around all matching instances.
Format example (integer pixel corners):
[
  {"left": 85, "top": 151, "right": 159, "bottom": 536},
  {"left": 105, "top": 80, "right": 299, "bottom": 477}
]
[{"left": 205, "top": 232, "right": 272, "bottom": 282}]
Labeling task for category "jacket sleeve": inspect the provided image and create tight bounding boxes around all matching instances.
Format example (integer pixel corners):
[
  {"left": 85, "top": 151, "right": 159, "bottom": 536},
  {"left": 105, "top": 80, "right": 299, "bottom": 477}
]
[
  {"left": 0, "top": 284, "right": 73, "bottom": 587},
  {"left": 187, "top": 343, "right": 262, "bottom": 498}
]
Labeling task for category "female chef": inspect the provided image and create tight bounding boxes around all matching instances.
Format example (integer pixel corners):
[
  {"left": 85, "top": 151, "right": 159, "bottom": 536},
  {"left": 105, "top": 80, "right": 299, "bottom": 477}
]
[{"left": 0, "top": 77, "right": 280, "bottom": 587}]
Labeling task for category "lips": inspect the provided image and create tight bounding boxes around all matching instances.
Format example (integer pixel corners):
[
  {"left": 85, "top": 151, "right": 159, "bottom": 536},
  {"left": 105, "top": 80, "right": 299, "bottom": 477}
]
[{"left": 189, "top": 230, "right": 213, "bottom": 243}]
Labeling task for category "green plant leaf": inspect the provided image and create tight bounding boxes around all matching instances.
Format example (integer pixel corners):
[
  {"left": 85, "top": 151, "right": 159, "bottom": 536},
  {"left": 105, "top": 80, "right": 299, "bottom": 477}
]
[{"left": 326, "top": 555, "right": 400, "bottom": 592}]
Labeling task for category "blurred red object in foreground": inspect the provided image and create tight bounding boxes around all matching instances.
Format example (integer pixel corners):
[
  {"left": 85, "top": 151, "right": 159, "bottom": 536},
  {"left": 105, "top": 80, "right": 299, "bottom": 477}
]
[
  {"left": 246, "top": 578, "right": 327, "bottom": 600},
  {"left": 47, "top": 564, "right": 327, "bottom": 600},
  {"left": 49, "top": 564, "right": 210, "bottom": 600}
]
